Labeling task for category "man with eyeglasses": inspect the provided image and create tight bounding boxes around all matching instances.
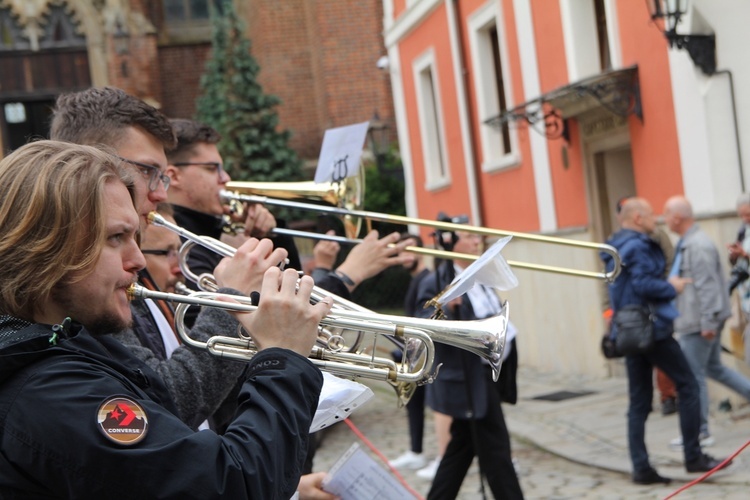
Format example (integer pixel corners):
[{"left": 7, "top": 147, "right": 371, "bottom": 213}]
[
  {"left": 140, "top": 203, "right": 184, "bottom": 295},
  {"left": 164, "top": 119, "right": 301, "bottom": 300},
  {"left": 48, "top": 87, "right": 288, "bottom": 432}
]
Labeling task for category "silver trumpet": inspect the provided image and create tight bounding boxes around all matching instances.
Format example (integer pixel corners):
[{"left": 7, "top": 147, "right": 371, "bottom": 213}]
[{"left": 126, "top": 284, "right": 509, "bottom": 392}]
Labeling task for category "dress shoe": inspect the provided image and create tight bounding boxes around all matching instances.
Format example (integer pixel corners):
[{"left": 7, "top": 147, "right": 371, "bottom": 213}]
[
  {"left": 685, "top": 453, "right": 732, "bottom": 473},
  {"left": 632, "top": 468, "right": 672, "bottom": 485}
]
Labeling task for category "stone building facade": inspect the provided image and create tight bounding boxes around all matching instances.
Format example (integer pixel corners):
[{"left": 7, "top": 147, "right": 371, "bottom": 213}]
[{"left": 0, "top": 0, "right": 395, "bottom": 163}]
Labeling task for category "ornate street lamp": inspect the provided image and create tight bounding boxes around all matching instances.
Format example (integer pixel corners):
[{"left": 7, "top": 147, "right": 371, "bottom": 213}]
[{"left": 647, "top": 0, "right": 715, "bottom": 75}]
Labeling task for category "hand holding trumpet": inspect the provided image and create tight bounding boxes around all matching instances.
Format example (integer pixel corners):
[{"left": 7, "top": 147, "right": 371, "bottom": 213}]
[
  {"left": 214, "top": 237, "right": 288, "bottom": 295},
  {"left": 228, "top": 267, "right": 332, "bottom": 356}
]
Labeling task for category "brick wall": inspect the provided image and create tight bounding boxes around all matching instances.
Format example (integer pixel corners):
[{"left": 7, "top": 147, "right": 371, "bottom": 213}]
[
  {"left": 241, "top": 0, "right": 395, "bottom": 162},
  {"left": 149, "top": 0, "right": 395, "bottom": 162},
  {"left": 157, "top": 43, "right": 212, "bottom": 119}
]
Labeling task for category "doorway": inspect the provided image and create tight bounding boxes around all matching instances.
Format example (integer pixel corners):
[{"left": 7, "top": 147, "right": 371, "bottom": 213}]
[{"left": 593, "top": 147, "right": 636, "bottom": 239}]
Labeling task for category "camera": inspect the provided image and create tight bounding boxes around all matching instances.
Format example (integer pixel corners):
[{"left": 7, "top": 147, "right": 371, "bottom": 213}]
[{"left": 728, "top": 264, "right": 749, "bottom": 293}]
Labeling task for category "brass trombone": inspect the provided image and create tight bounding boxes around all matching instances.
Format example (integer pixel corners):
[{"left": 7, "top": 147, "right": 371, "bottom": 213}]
[
  {"left": 127, "top": 284, "right": 509, "bottom": 403},
  {"left": 222, "top": 180, "right": 622, "bottom": 281}
]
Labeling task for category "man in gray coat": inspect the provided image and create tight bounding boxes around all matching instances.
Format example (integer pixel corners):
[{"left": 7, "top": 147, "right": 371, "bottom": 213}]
[{"left": 664, "top": 195, "right": 750, "bottom": 445}]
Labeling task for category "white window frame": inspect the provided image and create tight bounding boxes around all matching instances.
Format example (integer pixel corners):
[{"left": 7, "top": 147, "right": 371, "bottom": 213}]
[
  {"left": 468, "top": 2, "right": 519, "bottom": 173},
  {"left": 413, "top": 48, "right": 451, "bottom": 190}
]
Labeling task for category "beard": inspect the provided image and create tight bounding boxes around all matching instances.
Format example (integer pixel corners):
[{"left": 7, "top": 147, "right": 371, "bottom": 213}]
[
  {"left": 405, "top": 260, "right": 418, "bottom": 274},
  {"left": 85, "top": 314, "right": 133, "bottom": 336},
  {"left": 50, "top": 283, "right": 133, "bottom": 335}
]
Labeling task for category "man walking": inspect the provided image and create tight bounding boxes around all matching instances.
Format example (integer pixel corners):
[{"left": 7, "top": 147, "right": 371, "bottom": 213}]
[
  {"left": 664, "top": 195, "right": 750, "bottom": 445},
  {"left": 601, "top": 197, "right": 727, "bottom": 484}
]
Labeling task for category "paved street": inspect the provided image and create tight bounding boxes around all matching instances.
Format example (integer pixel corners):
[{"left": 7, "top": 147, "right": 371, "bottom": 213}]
[{"left": 312, "top": 367, "right": 750, "bottom": 499}]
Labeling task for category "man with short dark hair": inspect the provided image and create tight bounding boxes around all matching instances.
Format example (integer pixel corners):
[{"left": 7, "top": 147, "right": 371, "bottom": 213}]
[{"left": 49, "top": 88, "right": 287, "bottom": 430}]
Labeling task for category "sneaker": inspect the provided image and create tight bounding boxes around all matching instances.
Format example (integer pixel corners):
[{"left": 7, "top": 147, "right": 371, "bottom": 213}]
[
  {"left": 389, "top": 450, "right": 428, "bottom": 470},
  {"left": 685, "top": 453, "right": 732, "bottom": 473},
  {"left": 661, "top": 397, "right": 677, "bottom": 416},
  {"left": 416, "top": 457, "right": 441, "bottom": 480},
  {"left": 669, "top": 432, "right": 715, "bottom": 450},
  {"left": 632, "top": 467, "right": 672, "bottom": 485}
]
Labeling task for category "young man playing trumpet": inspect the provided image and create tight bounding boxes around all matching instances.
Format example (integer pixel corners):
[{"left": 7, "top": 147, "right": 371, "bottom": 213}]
[
  {"left": 0, "top": 140, "right": 331, "bottom": 497},
  {"left": 49, "top": 88, "right": 289, "bottom": 431},
  {"left": 164, "top": 118, "right": 415, "bottom": 301}
]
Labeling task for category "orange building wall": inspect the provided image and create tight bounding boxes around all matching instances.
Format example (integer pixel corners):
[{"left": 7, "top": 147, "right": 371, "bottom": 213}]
[
  {"left": 531, "top": 0, "right": 588, "bottom": 228},
  {"left": 398, "top": 3, "right": 473, "bottom": 237},
  {"left": 617, "top": 1, "right": 684, "bottom": 213},
  {"left": 456, "top": 0, "right": 540, "bottom": 232},
  {"left": 392, "top": 0, "right": 407, "bottom": 19}
]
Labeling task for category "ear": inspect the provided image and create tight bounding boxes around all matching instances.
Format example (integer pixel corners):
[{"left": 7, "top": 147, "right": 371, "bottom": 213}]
[{"left": 165, "top": 165, "right": 182, "bottom": 187}]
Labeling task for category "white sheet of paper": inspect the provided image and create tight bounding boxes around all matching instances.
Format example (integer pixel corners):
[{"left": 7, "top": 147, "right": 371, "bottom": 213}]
[
  {"left": 322, "top": 443, "right": 416, "bottom": 499},
  {"left": 437, "top": 235, "right": 519, "bottom": 306},
  {"left": 314, "top": 122, "right": 370, "bottom": 183},
  {"left": 310, "top": 372, "right": 374, "bottom": 433}
]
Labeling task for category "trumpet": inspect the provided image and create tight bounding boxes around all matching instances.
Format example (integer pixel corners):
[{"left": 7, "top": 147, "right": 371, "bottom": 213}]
[{"left": 126, "top": 284, "right": 509, "bottom": 397}]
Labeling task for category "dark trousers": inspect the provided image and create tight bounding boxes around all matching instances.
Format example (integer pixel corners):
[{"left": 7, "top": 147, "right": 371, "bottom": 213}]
[
  {"left": 625, "top": 335, "right": 702, "bottom": 473},
  {"left": 406, "top": 385, "right": 426, "bottom": 453},
  {"left": 427, "top": 388, "right": 523, "bottom": 500}
]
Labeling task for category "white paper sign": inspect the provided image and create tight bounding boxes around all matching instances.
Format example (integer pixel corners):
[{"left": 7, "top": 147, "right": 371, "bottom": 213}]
[
  {"left": 314, "top": 122, "right": 370, "bottom": 183},
  {"left": 437, "top": 236, "right": 519, "bottom": 306}
]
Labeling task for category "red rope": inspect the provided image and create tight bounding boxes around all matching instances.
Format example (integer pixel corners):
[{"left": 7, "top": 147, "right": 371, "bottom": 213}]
[
  {"left": 663, "top": 438, "right": 750, "bottom": 499},
  {"left": 343, "top": 418, "right": 425, "bottom": 500}
]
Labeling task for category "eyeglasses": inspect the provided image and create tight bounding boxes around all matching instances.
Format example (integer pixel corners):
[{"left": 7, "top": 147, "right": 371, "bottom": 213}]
[
  {"left": 172, "top": 161, "right": 224, "bottom": 175},
  {"left": 116, "top": 156, "right": 171, "bottom": 192},
  {"left": 141, "top": 248, "right": 179, "bottom": 259}
]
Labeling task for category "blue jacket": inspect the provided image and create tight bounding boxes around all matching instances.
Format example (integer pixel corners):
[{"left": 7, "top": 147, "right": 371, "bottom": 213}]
[{"left": 601, "top": 229, "right": 679, "bottom": 340}]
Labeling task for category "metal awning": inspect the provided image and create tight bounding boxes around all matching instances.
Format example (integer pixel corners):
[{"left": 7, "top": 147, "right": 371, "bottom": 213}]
[{"left": 484, "top": 65, "right": 641, "bottom": 139}]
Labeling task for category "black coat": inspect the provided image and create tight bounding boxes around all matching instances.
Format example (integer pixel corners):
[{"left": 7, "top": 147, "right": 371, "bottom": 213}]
[
  {"left": 0, "top": 316, "right": 322, "bottom": 499},
  {"left": 415, "top": 263, "right": 518, "bottom": 419}
]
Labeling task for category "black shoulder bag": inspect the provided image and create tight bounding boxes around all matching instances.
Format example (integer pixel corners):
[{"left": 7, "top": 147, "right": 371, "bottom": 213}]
[
  {"left": 603, "top": 238, "right": 656, "bottom": 357},
  {"left": 611, "top": 304, "right": 655, "bottom": 356}
]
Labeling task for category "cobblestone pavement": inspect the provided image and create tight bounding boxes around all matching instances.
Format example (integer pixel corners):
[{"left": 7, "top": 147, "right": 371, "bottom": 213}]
[{"left": 312, "top": 368, "right": 750, "bottom": 499}]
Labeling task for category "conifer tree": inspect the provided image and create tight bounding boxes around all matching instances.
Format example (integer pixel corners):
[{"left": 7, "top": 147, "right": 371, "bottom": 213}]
[{"left": 196, "top": 0, "right": 302, "bottom": 182}]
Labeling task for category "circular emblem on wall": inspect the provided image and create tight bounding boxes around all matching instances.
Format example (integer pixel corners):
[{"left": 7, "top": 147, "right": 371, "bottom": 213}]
[{"left": 96, "top": 396, "right": 149, "bottom": 446}]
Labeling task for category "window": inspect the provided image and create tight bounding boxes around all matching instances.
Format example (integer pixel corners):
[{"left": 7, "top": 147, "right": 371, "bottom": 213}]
[
  {"left": 161, "top": 0, "right": 222, "bottom": 41},
  {"left": 413, "top": 50, "right": 449, "bottom": 190},
  {"left": 594, "top": 0, "right": 611, "bottom": 71},
  {"left": 163, "top": 0, "right": 221, "bottom": 22},
  {"left": 469, "top": 5, "right": 518, "bottom": 172}
]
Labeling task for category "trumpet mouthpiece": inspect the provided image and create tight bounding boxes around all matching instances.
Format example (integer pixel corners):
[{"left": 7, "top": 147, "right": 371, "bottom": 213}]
[
  {"left": 147, "top": 211, "right": 164, "bottom": 226},
  {"left": 126, "top": 283, "right": 145, "bottom": 301}
]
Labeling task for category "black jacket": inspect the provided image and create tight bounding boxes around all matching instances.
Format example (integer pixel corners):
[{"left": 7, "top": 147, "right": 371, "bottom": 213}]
[
  {"left": 416, "top": 263, "right": 518, "bottom": 419},
  {"left": 0, "top": 316, "right": 322, "bottom": 499}
]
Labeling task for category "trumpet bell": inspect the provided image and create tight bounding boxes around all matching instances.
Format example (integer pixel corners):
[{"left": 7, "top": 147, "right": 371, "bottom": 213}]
[{"left": 223, "top": 165, "right": 365, "bottom": 239}]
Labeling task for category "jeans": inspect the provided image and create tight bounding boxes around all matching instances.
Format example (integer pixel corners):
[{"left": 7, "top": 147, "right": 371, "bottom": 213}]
[
  {"left": 625, "top": 336, "right": 702, "bottom": 473},
  {"left": 678, "top": 326, "right": 750, "bottom": 434}
]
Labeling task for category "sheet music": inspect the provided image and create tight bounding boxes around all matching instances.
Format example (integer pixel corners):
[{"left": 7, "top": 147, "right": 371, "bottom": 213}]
[{"left": 321, "top": 443, "right": 417, "bottom": 499}]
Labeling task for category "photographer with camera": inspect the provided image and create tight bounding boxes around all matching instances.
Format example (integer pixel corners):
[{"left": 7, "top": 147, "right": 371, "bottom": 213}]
[{"left": 727, "top": 193, "right": 750, "bottom": 365}]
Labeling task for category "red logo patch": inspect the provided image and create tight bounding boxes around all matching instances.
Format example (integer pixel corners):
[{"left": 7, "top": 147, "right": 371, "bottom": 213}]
[{"left": 96, "top": 396, "right": 149, "bottom": 446}]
